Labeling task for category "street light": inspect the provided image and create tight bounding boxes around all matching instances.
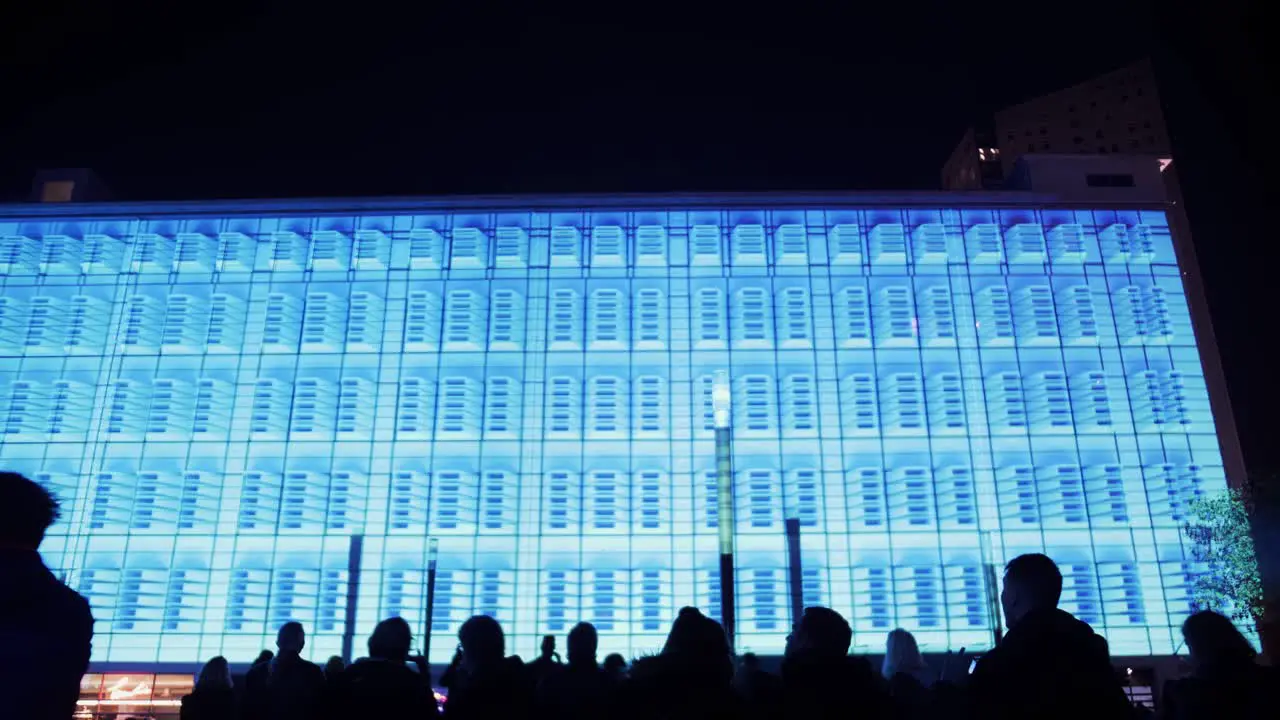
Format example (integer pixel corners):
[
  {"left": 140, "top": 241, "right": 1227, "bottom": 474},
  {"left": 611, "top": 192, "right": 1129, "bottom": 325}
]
[
  {"left": 713, "top": 370, "right": 736, "bottom": 651},
  {"left": 422, "top": 538, "right": 439, "bottom": 664}
]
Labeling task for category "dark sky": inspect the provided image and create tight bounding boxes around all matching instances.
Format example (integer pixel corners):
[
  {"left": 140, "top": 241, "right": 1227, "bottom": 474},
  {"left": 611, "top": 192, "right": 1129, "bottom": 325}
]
[
  {"left": 1, "top": 1, "right": 1159, "bottom": 199},
  {"left": 1, "top": 1, "right": 1276, "bottom": 474}
]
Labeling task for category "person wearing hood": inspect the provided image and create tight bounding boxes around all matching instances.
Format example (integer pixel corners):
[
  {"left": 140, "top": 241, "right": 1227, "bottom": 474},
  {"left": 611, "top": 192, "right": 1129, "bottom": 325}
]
[
  {"left": 327, "top": 617, "right": 438, "bottom": 718},
  {"left": 968, "top": 553, "right": 1132, "bottom": 720},
  {"left": 623, "top": 606, "right": 741, "bottom": 720},
  {"left": 781, "top": 606, "right": 886, "bottom": 719},
  {"left": 0, "top": 472, "right": 94, "bottom": 720}
]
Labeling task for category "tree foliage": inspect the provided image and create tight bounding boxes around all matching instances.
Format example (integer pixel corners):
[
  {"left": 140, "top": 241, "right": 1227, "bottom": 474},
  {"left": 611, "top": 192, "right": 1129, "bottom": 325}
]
[{"left": 1182, "top": 487, "right": 1264, "bottom": 624}]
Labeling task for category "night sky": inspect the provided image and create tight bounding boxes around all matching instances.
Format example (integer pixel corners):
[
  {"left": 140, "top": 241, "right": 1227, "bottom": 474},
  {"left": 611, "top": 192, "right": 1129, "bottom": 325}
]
[{"left": 2, "top": 1, "right": 1275, "bottom": 472}]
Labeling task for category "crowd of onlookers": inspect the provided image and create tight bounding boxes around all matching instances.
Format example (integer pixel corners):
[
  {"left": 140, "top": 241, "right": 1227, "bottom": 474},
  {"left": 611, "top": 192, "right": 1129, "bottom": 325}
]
[{"left": 2, "top": 470, "right": 1278, "bottom": 719}]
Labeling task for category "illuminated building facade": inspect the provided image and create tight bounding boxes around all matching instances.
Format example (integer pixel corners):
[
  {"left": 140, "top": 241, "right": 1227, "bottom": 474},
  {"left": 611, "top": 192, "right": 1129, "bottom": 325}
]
[{"left": 0, "top": 191, "right": 1238, "bottom": 667}]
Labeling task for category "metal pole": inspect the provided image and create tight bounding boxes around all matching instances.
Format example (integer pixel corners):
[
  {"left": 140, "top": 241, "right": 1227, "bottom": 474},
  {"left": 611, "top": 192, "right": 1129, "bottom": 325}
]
[
  {"left": 785, "top": 517, "right": 804, "bottom": 627},
  {"left": 716, "top": 426, "right": 736, "bottom": 652},
  {"left": 979, "top": 532, "right": 1003, "bottom": 646},
  {"left": 423, "top": 538, "right": 439, "bottom": 666},
  {"left": 342, "top": 534, "right": 364, "bottom": 663}
]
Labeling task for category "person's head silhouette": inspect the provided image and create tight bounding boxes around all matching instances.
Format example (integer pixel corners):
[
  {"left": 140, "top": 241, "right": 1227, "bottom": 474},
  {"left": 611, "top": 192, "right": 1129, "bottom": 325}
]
[
  {"left": 459, "top": 615, "right": 505, "bottom": 674},
  {"left": 567, "top": 622, "right": 597, "bottom": 666},
  {"left": 276, "top": 621, "right": 306, "bottom": 656},
  {"left": 196, "top": 656, "right": 233, "bottom": 691},
  {"left": 540, "top": 634, "right": 557, "bottom": 660},
  {"left": 1182, "top": 610, "right": 1256, "bottom": 673},
  {"left": 1001, "top": 553, "right": 1063, "bottom": 629},
  {"left": 0, "top": 472, "right": 61, "bottom": 551},
  {"left": 785, "top": 606, "right": 852, "bottom": 660},
  {"left": 882, "top": 628, "right": 925, "bottom": 679},
  {"left": 603, "top": 653, "right": 627, "bottom": 677},
  {"left": 369, "top": 617, "right": 413, "bottom": 662}
]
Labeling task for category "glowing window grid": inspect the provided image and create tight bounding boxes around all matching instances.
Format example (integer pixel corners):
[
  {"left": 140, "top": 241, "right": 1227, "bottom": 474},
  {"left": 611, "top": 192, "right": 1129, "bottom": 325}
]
[{"left": 0, "top": 205, "right": 1224, "bottom": 663}]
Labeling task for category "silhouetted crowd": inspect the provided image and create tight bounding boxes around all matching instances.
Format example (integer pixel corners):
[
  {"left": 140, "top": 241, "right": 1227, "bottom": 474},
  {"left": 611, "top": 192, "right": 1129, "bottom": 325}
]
[{"left": 2, "top": 469, "right": 1278, "bottom": 719}]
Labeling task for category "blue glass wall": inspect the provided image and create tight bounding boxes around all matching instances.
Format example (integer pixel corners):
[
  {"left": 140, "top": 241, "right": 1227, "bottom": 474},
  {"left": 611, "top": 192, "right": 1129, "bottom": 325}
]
[{"left": 0, "top": 204, "right": 1224, "bottom": 663}]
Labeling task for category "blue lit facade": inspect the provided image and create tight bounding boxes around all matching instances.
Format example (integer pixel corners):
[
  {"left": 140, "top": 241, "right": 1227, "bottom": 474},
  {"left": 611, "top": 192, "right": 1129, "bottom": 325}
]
[{"left": 0, "top": 196, "right": 1232, "bottom": 664}]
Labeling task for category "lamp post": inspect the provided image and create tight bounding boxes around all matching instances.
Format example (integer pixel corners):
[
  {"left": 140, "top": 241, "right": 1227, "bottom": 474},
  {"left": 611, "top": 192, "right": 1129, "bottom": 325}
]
[
  {"left": 979, "top": 530, "right": 1003, "bottom": 646},
  {"left": 341, "top": 533, "right": 365, "bottom": 663},
  {"left": 423, "top": 538, "right": 439, "bottom": 665},
  {"left": 713, "top": 370, "right": 737, "bottom": 652}
]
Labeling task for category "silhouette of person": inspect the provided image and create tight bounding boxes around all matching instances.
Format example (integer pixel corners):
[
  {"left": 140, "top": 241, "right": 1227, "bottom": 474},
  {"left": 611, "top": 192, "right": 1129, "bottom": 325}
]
[
  {"left": 624, "top": 607, "right": 740, "bottom": 720},
  {"left": 537, "top": 622, "right": 610, "bottom": 720},
  {"left": 882, "top": 629, "right": 934, "bottom": 719},
  {"left": 527, "top": 633, "right": 562, "bottom": 685},
  {"left": 734, "top": 651, "right": 784, "bottom": 720},
  {"left": 329, "top": 617, "right": 437, "bottom": 718},
  {"left": 781, "top": 606, "right": 885, "bottom": 720},
  {"left": 1161, "top": 610, "right": 1277, "bottom": 719},
  {"left": 602, "top": 653, "right": 628, "bottom": 683},
  {"left": 181, "top": 656, "right": 235, "bottom": 720},
  {"left": 968, "top": 553, "right": 1131, "bottom": 720},
  {"left": 443, "top": 615, "right": 531, "bottom": 719},
  {"left": 323, "top": 655, "right": 345, "bottom": 683},
  {"left": 242, "top": 621, "right": 326, "bottom": 720},
  {"left": 0, "top": 471, "right": 94, "bottom": 720}
]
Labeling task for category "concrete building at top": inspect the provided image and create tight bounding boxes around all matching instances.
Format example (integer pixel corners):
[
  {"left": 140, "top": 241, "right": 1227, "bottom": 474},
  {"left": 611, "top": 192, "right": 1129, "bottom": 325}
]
[{"left": 943, "top": 59, "right": 1171, "bottom": 191}]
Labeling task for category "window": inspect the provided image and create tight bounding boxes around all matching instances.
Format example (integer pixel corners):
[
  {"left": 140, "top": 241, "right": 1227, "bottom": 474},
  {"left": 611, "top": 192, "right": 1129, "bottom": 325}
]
[
  {"left": 835, "top": 285, "right": 871, "bottom": 347},
  {"left": 633, "top": 288, "right": 667, "bottom": 347},
  {"left": 443, "top": 290, "right": 486, "bottom": 349},
  {"left": 587, "top": 376, "right": 627, "bottom": 437},
  {"left": 484, "top": 377, "right": 520, "bottom": 437},
  {"left": 1095, "top": 129, "right": 1104, "bottom": 139},
  {"left": 488, "top": 289, "right": 524, "bottom": 349},
  {"left": 1086, "top": 173, "right": 1137, "bottom": 188},
  {"left": 494, "top": 227, "right": 527, "bottom": 267},
  {"left": 1143, "top": 120, "right": 1152, "bottom": 129},
  {"left": 1112, "top": 143, "right": 1120, "bottom": 152},
  {"left": 693, "top": 287, "right": 727, "bottom": 347},
  {"left": 550, "top": 226, "right": 581, "bottom": 266},
  {"left": 782, "top": 375, "right": 818, "bottom": 437},
  {"left": 1039, "top": 126, "right": 1048, "bottom": 136},
  {"left": 633, "top": 376, "right": 666, "bottom": 436},
  {"left": 1028, "top": 143, "right": 1035, "bottom": 152},
  {"left": 776, "top": 287, "right": 813, "bottom": 347},
  {"left": 545, "top": 376, "right": 581, "bottom": 436},
  {"left": 587, "top": 289, "right": 628, "bottom": 348},
  {"left": 548, "top": 288, "right": 582, "bottom": 349},
  {"left": 436, "top": 377, "right": 481, "bottom": 437},
  {"left": 408, "top": 228, "right": 445, "bottom": 269},
  {"left": 1073, "top": 136, "right": 1084, "bottom": 145},
  {"left": 732, "top": 287, "right": 773, "bottom": 347},
  {"left": 450, "top": 227, "right": 487, "bottom": 268},
  {"left": 40, "top": 181, "right": 76, "bottom": 202}
]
